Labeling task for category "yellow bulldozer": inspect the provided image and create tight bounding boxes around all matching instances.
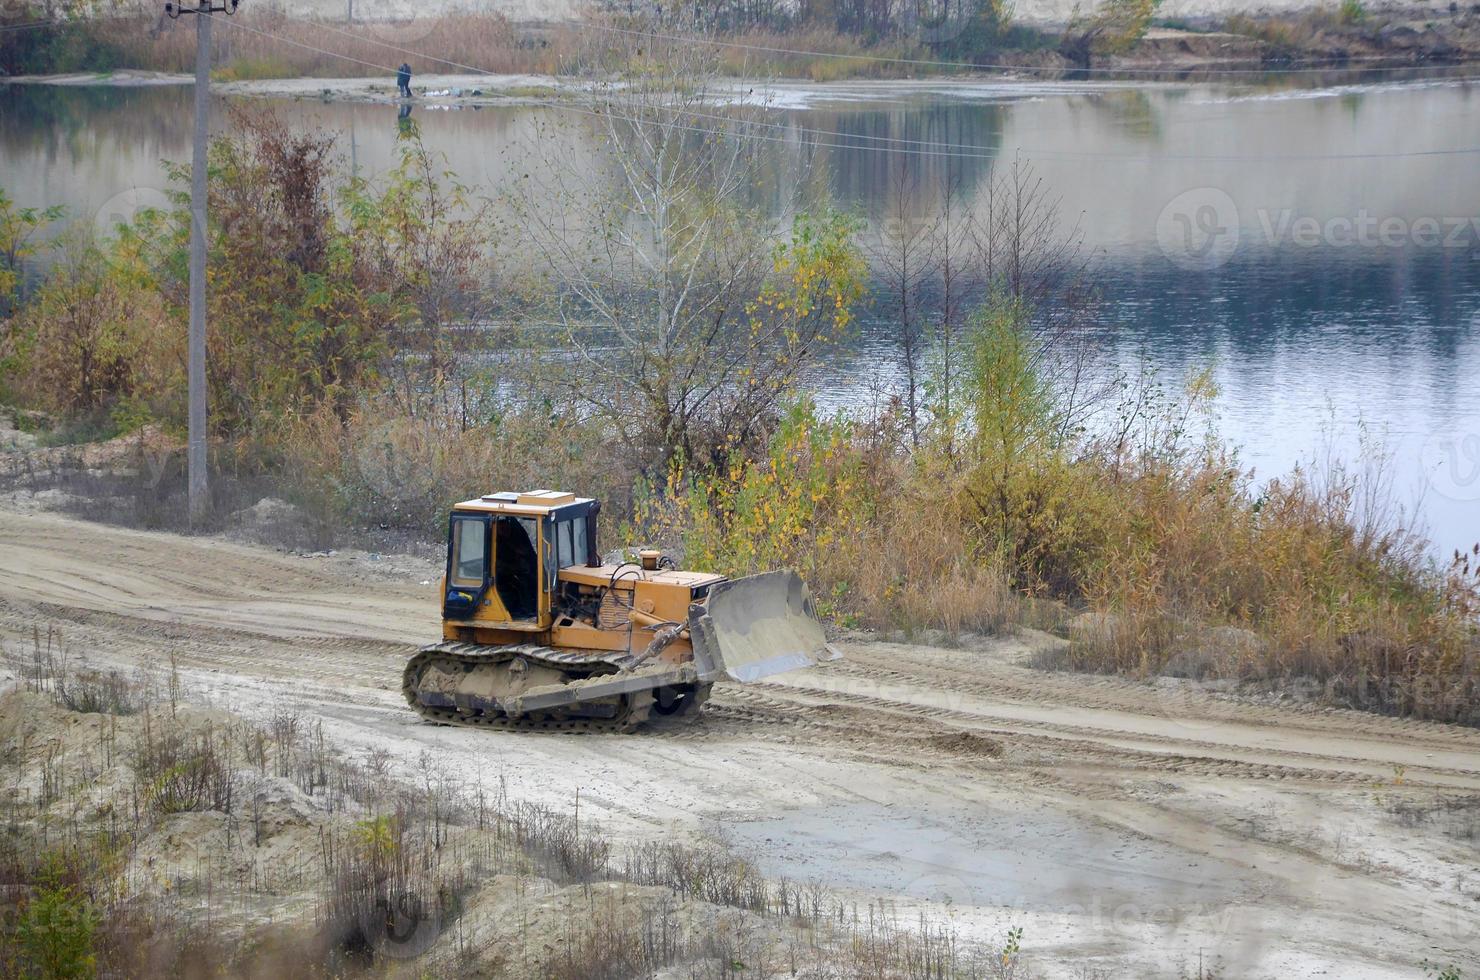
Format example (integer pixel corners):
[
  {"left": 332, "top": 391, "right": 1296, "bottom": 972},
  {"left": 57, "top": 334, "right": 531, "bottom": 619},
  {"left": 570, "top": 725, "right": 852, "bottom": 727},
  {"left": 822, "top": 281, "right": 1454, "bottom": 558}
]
[{"left": 402, "top": 490, "right": 838, "bottom": 731}]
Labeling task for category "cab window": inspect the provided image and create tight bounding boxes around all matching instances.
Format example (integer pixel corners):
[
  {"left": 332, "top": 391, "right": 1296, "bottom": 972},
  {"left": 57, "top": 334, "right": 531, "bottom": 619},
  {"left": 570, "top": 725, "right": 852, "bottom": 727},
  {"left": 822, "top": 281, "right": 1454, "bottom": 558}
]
[
  {"left": 571, "top": 516, "right": 587, "bottom": 565},
  {"left": 554, "top": 517, "right": 588, "bottom": 568},
  {"left": 450, "top": 518, "right": 486, "bottom": 588},
  {"left": 556, "top": 520, "right": 574, "bottom": 568}
]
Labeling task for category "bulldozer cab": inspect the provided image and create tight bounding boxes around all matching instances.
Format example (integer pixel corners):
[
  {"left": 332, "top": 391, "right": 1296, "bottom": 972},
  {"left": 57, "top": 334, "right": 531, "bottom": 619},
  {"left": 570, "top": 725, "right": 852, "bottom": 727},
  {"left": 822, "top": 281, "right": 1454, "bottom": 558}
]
[{"left": 441, "top": 491, "right": 598, "bottom": 626}]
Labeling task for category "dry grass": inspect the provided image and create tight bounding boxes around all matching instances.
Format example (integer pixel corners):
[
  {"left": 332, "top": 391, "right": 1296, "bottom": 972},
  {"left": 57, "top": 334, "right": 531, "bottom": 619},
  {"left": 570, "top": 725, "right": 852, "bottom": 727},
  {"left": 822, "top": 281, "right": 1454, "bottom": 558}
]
[
  {"left": 0, "top": 622, "right": 1037, "bottom": 978},
  {"left": 708, "top": 27, "right": 946, "bottom": 81},
  {"left": 634, "top": 388, "right": 1478, "bottom": 725},
  {"left": 826, "top": 470, "right": 1020, "bottom": 636},
  {"left": 120, "top": 11, "right": 557, "bottom": 79},
  {"left": 7, "top": 11, "right": 1003, "bottom": 82},
  {"left": 1222, "top": 13, "right": 1320, "bottom": 57},
  {"left": 20, "top": 624, "right": 143, "bottom": 717},
  {"left": 275, "top": 395, "right": 640, "bottom": 542},
  {"left": 1054, "top": 447, "right": 1480, "bottom": 723}
]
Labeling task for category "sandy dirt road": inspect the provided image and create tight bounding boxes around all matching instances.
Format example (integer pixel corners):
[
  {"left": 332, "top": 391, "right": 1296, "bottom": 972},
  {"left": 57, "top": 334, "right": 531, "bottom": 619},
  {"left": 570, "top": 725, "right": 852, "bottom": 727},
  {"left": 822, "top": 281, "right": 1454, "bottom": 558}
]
[{"left": 1, "top": 509, "right": 1476, "bottom": 977}]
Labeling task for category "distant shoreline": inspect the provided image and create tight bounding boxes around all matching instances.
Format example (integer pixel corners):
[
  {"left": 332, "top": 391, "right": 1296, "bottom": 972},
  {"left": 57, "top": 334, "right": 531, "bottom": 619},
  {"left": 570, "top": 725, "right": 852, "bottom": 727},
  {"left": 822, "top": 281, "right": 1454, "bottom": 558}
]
[{"left": 3, "top": 55, "right": 1477, "bottom": 110}]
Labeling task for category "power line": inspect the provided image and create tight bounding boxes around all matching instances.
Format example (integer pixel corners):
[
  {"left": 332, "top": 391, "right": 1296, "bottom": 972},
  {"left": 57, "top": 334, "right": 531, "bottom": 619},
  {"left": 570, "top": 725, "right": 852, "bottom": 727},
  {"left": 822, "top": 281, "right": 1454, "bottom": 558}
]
[
  {"left": 241, "top": 14, "right": 1480, "bottom": 149},
  {"left": 546, "top": 99, "right": 1480, "bottom": 161},
  {"left": 252, "top": 9, "right": 1480, "bottom": 85},
  {"left": 0, "top": 20, "right": 54, "bottom": 32},
  {"left": 219, "top": 17, "right": 402, "bottom": 74},
  {"left": 233, "top": 14, "right": 1180, "bottom": 118},
  {"left": 572, "top": 19, "right": 1480, "bottom": 78},
  {"left": 216, "top": 19, "right": 1480, "bottom": 163}
]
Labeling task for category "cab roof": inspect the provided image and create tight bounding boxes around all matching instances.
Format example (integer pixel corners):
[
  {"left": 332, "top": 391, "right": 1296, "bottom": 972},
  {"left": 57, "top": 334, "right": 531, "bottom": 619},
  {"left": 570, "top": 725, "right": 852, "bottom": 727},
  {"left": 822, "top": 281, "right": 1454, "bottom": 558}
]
[{"left": 452, "top": 490, "right": 594, "bottom": 517}]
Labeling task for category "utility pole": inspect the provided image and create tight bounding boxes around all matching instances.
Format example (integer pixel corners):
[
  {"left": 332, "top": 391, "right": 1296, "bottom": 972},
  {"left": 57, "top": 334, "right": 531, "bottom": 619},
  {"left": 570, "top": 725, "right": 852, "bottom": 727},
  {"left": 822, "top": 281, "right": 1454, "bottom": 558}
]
[{"left": 164, "top": 0, "right": 239, "bottom": 525}]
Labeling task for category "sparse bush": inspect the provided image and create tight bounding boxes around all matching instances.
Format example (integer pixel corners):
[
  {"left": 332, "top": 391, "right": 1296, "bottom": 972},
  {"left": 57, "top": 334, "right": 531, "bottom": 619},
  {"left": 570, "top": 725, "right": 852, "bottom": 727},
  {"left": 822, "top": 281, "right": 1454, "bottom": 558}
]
[
  {"left": 210, "top": 55, "right": 297, "bottom": 82},
  {"left": 17, "top": 626, "right": 142, "bottom": 716},
  {"left": 1339, "top": 0, "right": 1368, "bottom": 24},
  {"left": 1421, "top": 961, "right": 1462, "bottom": 980},
  {"left": 320, "top": 810, "right": 462, "bottom": 963},
  {"left": 55, "top": 668, "right": 140, "bottom": 717},
  {"left": 0, "top": 647, "right": 1051, "bottom": 977},
  {"left": 1222, "top": 13, "right": 1320, "bottom": 58},
  {"left": 1062, "top": 0, "right": 1163, "bottom": 63},
  {"left": 0, "top": 189, "right": 64, "bottom": 327},
  {"left": 5, "top": 231, "right": 171, "bottom": 425},
  {"left": 130, "top": 714, "right": 235, "bottom": 814}
]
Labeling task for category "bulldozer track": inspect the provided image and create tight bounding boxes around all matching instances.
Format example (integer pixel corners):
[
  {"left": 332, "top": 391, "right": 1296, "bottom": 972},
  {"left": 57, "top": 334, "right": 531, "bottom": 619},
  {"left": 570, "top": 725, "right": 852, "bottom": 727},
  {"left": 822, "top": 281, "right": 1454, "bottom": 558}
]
[
  {"left": 401, "top": 641, "right": 709, "bottom": 733},
  {"left": 403, "top": 641, "right": 644, "bottom": 732},
  {"left": 726, "top": 682, "right": 1476, "bottom": 788},
  {"left": 827, "top": 654, "right": 1480, "bottom": 746}
]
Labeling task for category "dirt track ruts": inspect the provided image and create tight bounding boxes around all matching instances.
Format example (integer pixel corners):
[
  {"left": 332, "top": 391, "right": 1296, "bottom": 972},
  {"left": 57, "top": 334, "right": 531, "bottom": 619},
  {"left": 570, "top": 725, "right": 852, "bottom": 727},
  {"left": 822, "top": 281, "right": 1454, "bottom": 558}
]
[{"left": 1, "top": 509, "right": 1477, "bottom": 978}]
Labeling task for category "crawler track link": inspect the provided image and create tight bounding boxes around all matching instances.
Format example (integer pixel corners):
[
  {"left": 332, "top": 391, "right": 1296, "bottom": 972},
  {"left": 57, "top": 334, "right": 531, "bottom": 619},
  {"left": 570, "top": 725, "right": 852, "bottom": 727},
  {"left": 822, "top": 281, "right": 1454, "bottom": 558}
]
[{"left": 402, "top": 641, "right": 709, "bottom": 733}]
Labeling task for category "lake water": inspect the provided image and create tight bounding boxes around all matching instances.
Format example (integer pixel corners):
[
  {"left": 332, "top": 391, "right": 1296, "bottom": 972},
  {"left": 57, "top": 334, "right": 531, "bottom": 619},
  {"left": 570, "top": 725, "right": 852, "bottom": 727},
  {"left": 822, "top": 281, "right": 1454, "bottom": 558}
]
[{"left": 2, "top": 72, "right": 1477, "bottom": 554}]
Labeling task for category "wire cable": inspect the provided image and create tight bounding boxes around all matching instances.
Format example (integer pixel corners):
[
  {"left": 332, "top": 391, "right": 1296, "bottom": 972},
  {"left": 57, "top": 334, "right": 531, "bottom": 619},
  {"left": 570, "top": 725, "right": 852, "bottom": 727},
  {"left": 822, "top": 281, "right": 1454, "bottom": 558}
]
[
  {"left": 285, "top": 10, "right": 1480, "bottom": 89},
  {"left": 218, "top": 16, "right": 403, "bottom": 75},
  {"left": 573, "top": 19, "right": 1480, "bottom": 78},
  {"left": 215, "top": 18, "right": 1480, "bottom": 162},
  {"left": 231, "top": 15, "right": 1480, "bottom": 155}
]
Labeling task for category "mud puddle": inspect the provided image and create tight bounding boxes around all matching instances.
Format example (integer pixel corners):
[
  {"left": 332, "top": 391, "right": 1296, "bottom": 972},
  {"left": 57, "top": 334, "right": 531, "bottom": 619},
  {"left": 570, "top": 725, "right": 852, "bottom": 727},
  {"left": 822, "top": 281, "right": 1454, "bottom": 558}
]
[{"left": 721, "top": 797, "right": 1267, "bottom": 913}]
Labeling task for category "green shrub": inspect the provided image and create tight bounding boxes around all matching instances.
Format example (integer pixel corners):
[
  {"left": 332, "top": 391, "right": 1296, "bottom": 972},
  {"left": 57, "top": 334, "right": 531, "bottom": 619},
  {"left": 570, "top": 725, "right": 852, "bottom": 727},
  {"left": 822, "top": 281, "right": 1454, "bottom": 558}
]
[
  {"left": 15, "top": 864, "right": 97, "bottom": 980},
  {"left": 211, "top": 56, "right": 297, "bottom": 82}
]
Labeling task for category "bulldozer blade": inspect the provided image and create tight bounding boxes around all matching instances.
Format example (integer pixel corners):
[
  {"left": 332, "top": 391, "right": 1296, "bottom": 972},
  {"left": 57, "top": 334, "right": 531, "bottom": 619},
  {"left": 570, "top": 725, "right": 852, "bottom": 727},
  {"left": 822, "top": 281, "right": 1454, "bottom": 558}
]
[{"left": 689, "top": 570, "right": 840, "bottom": 684}]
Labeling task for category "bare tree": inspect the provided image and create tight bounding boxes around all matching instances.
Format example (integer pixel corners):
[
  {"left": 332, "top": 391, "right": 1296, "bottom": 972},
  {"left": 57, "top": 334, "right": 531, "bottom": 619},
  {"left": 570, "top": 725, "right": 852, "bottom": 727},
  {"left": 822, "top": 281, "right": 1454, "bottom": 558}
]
[
  {"left": 962, "top": 154, "right": 1103, "bottom": 440},
  {"left": 867, "top": 153, "right": 1101, "bottom": 454},
  {"left": 927, "top": 166, "right": 970, "bottom": 447},
  {"left": 872, "top": 159, "right": 941, "bottom": 448},
  {"left": 347, "top": 134, "right": 494, "bottom": 425},
  {"left": 513, "top": 40, "right": 864, "bottom": 475}
]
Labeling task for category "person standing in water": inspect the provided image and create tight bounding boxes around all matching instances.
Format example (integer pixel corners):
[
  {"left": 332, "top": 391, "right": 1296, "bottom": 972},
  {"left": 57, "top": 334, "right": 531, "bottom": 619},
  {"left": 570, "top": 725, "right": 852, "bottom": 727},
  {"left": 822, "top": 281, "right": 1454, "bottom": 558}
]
[{"left": 397, "top": 63, "right": 412, "bottom": 99}]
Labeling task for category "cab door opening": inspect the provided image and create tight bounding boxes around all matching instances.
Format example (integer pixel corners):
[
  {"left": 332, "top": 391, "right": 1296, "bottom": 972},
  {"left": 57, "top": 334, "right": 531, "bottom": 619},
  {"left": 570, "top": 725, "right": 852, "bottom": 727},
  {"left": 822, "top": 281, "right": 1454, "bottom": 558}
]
[{"left": 492, "top": 515, "right": 539, "bottom": 621}]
